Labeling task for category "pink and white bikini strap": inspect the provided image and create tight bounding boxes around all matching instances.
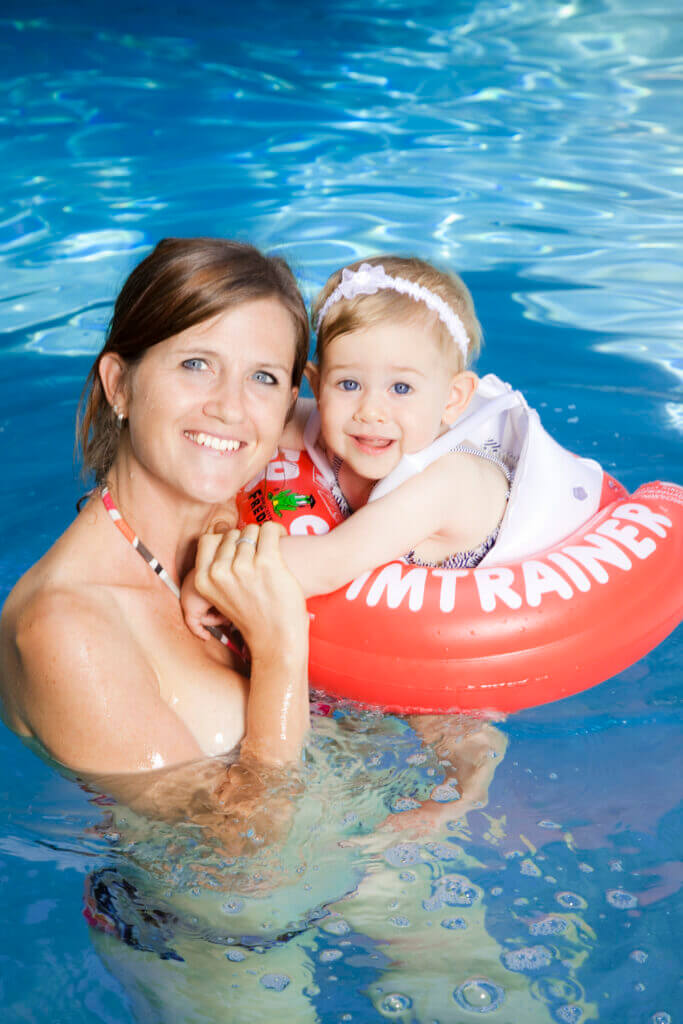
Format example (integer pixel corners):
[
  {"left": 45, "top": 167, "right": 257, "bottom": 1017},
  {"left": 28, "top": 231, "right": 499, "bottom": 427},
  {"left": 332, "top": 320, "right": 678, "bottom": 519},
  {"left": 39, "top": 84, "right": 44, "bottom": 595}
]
[{"left": 101, "top": 486, "right": 249, "bottom": 664}]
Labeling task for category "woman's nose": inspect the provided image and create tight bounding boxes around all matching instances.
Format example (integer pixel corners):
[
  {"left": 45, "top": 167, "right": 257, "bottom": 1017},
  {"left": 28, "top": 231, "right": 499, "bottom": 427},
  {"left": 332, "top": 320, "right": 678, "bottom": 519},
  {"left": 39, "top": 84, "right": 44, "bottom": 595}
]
[{"left": 203, "top": 377, "right": 245, "bottom": 423}]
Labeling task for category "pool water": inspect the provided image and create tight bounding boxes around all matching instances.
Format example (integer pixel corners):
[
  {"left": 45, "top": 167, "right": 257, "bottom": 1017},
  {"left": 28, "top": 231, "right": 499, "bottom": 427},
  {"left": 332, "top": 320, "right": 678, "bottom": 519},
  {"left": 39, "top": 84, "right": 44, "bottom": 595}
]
[{"left": 0, "top": 1, "right": 681, "bottom": 1021}]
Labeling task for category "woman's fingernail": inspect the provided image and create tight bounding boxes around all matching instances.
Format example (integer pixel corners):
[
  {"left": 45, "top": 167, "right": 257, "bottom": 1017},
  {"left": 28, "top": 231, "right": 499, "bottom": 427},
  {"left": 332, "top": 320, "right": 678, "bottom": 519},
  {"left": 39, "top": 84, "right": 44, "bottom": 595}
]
[{"left": 212, "top": 520, "right": 230, "bottom": 533}]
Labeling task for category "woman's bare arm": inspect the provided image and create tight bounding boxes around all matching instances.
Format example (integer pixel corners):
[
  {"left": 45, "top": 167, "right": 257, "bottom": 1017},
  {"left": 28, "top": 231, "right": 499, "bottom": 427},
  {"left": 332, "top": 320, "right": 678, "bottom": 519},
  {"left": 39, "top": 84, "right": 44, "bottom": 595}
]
[
  {"left": 5, "top": 589, "right": 306, "bottom": 853},
  {"left": 11, "top": 588, "right": 208, "bottom": 774}
]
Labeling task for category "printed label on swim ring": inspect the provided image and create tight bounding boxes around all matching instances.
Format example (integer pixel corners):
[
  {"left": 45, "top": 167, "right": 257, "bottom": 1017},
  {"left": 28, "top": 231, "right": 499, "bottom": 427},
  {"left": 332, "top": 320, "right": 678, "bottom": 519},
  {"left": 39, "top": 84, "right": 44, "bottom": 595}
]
[
  {"left": 236, "top": 451, "right": 683, "bottom": 714},
  {"left": 236, "top": 448, "right": 344, "bottom": 535}
]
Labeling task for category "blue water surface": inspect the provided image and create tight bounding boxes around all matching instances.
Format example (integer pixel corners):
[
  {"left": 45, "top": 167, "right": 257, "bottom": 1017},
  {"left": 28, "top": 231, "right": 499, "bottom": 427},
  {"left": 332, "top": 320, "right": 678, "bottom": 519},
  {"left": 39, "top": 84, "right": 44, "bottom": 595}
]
[{"left": 0, "top": 1, "right": 681, "bottom": 1021}]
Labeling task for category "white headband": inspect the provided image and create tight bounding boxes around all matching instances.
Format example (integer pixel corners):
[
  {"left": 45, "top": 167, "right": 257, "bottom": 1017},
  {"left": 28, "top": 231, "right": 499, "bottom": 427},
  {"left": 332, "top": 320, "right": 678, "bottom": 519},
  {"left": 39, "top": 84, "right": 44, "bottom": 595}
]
[{"left": 315, "top": 262, "right": 471, "bottom": 361}]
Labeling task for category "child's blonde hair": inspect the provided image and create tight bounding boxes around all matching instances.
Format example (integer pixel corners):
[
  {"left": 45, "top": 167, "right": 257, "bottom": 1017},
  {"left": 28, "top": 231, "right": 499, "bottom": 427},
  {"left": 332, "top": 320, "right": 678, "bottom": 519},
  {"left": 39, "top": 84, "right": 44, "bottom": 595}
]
[{"left": 312, "top": 255, "right": 482, "bottom": 373}]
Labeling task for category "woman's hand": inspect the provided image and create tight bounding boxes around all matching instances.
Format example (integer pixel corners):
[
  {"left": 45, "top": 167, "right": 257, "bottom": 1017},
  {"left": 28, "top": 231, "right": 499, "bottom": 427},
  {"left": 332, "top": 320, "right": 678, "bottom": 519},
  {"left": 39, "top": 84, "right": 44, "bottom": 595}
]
[
  {"left": 194, "top": 522, "right": 308, "bottom": 663},
  {"left": 180, "top": 567, "right": 230, "bottom": 640},
  {"left": 195, "top": 522, "right": 311, "bottom": 765}
]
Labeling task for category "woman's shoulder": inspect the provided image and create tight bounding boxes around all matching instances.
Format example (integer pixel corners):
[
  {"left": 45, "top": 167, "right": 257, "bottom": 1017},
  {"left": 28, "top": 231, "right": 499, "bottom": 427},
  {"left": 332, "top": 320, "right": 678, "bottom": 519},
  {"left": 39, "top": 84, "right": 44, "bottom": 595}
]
[
  {"left": 3, "top": 499, "right": 109, "bottom": 623},
  {"left": 1, "top": 509, "right": 150, "bottom": 738},
  {"left": 5, "top": 559, "right": 131, "bottom": 682}
]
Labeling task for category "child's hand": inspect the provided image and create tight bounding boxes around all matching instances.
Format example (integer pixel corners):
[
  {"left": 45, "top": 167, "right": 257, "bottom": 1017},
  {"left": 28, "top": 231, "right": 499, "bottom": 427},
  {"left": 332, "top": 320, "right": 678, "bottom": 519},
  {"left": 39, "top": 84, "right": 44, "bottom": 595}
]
[{"left": 181, "top": 567, "right": 230, "bottom": 640}]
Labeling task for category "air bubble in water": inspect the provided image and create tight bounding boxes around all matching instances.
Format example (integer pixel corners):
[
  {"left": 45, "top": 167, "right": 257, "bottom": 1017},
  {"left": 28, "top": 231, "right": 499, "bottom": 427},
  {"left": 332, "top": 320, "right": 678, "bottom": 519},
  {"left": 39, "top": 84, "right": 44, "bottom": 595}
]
[
  {"left": 502, "top": 945, "right": 553, "bottom": 972},
  {"left": 630, "top": 949, "right": 648, "bottom": 963},
  {"left": 556, "top": 891, "right": 587, "bottom": 910},
  {"left": 399, "top": 871, "right": 416, "bottom": 882},
  {"left": 431, "top": 783, "right": 460, "bottom": 802},
  {"left": 441, "top": 917, "right": 467, "bottom": 930},
  {"left": 385, "top": 843, "right": 422, "bottom": 867},
  {"left": 406, "top": 751, "right": 428, "bottom": 765},
  {"left": 453, "top": 978, "right": 505, "bottom": 1013},
  {"left": 380, "top": 992, "right": 413, "bottom": 1014},
  {"left": 538, "top": 820, "right": 562, "bottom": 829},
  {"left": 222, "top": 898, "right": 244, "bottom": 914},
  {"left": 529, "top": 915, "right": 567, "bottom": 936},
  {"left": 392, "top": 796, "right": 421, "bottom": 812},
  {"left": 425, "top": 842, "right": 457, "bottom": 860},
  {"left": 324, "top": 918, "right": 351, "bottom": 936},
  {"left": 260, "top": 973, "right": 290, "bottom": 991},
  {"left": 320, "top": 949, "right": 343, "bottom": 963},
  {"left": 606, "top": 889, "right": 637, "bottom": 909},
  {"left": 556, "top": 1006, "right": 582, "bottom": 1023},
  {"left": 521, "top": 859, "right": 542, "bottom": 877},
  {"left": 423, "top": 874, "right": 480, "bottom": 911},
  {"left": 226, "top": 950, "right": 246, "bottom": 962},
  {"left": 390, "top": 915, "right": 410, "bottom": 928},
  {"left": 650, "top": 1015, "right": 672, "bottom": 1024}
]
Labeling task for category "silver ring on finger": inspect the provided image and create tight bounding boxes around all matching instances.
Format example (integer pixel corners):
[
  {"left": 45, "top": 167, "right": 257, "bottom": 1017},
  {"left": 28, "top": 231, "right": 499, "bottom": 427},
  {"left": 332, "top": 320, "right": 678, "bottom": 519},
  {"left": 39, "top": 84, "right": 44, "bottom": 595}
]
[{"left": 235, "top": 537, "right": 257, "bottom": 547}]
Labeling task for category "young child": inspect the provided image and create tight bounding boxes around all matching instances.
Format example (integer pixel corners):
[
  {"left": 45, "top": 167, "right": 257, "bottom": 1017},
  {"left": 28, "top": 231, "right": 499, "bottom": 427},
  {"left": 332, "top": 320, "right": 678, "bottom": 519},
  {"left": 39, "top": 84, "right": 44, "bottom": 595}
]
[{"left": 183, "top": 255, "right": 512, "bottom": 628}]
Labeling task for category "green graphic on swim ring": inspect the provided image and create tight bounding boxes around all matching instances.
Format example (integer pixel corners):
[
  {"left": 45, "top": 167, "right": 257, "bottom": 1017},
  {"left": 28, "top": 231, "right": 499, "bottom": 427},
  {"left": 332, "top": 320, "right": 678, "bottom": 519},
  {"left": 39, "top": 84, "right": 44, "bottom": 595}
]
[{"left": 267, "top": 489, "right": 316, "bottom": 517}]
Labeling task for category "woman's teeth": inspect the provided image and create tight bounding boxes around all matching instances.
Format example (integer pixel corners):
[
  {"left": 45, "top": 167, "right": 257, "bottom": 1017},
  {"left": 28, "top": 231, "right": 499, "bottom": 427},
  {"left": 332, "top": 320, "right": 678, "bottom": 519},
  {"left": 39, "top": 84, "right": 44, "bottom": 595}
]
[{"left": 185, "top": 431, "right": 241, "bottom": 452}]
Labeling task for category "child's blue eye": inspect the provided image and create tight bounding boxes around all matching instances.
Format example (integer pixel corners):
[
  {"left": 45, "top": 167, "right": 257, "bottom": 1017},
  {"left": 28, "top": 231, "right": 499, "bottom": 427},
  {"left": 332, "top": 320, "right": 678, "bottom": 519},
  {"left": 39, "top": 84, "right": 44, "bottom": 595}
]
[
  {"left": 391, "top": 382, "right": 412, "bottom": 395},
  {"left": 182, "top": 358, "right": 208, "bottom": 371},
  {"left": 339, "top": 379, "right": 360, "bottom": 392},
  {"left": 252, "top": 370, "right": 277, "bottom": 385}
]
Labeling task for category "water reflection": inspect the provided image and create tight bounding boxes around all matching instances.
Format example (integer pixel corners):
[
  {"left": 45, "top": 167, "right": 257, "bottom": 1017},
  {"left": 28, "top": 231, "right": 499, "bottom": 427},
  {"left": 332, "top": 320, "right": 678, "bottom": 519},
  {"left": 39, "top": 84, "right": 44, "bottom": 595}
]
[
  {"left": 57, "top": 709, "right": 598, "bottom": 1022},
  {"left": 1, "top": 0, "right": 681, "bottom": 395}
]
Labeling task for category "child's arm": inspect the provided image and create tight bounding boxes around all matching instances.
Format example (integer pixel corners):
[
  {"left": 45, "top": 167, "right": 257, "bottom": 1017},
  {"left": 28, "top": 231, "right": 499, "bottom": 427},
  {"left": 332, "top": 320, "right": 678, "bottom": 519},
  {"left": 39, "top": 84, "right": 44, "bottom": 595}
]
[{"left": 280, "top": 450, "right": 508, "bottom": 597}]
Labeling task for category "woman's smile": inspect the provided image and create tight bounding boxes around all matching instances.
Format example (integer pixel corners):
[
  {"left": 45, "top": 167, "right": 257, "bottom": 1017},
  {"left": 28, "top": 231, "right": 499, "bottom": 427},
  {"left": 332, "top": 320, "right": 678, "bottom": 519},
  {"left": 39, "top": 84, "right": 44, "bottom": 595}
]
[{"left": 183, "top": 430, "right": 245, "bottom": 454}]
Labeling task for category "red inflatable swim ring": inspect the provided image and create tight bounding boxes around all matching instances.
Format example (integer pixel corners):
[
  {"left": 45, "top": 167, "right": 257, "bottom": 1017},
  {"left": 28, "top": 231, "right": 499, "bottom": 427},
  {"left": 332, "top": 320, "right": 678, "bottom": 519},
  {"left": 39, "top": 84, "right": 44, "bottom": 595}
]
[{"left": 237, "top": 449, "right": 683, "bottom": 714}]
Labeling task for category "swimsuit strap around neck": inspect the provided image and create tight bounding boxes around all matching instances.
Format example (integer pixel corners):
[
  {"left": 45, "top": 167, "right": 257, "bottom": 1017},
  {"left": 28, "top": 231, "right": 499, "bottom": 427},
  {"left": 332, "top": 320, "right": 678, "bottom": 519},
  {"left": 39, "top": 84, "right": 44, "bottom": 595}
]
[
  {"left": 100, "top": 486, "right": 247, "bottom": 661},
  {"left": 101, "top": 486, "right": 181, "bottom": 598}
]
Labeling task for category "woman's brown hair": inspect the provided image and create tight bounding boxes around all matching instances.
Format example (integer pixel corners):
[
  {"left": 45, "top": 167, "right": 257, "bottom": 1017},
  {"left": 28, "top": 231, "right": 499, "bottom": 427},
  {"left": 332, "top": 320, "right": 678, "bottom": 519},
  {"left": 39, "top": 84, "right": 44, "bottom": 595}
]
[{"left": 77, "top": 238, "right": 309, "bottom": 483}]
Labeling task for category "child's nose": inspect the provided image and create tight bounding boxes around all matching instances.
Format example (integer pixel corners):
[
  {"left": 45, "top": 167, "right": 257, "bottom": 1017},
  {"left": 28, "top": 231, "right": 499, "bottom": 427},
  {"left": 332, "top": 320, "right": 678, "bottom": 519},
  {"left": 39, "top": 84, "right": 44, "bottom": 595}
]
[{"left": 356, "top": 391, "right": 387, "bottom": 423}]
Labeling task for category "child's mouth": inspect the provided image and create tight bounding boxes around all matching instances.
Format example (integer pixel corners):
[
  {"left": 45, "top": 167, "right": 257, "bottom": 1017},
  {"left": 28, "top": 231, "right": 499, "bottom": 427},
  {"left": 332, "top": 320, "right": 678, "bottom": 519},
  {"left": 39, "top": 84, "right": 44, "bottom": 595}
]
[{"left": 351, "top": 435, "right": 394, "bottom": 455}]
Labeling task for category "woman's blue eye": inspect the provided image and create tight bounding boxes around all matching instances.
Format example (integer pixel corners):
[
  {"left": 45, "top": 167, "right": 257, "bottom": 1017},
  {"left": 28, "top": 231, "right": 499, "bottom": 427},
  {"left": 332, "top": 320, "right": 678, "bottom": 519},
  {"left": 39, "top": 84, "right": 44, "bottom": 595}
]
[
  {"left": 182, "top": 358, "right": 207, "bottom": 371},
  {"left": 339, "top": 379, "right": 360, "bottom": 392},
  {"left": 391, "top": 382, "right": 412, "bottom": 395},
  {"left": 252, "top": 370, "right": 277, "bottom": 385}
]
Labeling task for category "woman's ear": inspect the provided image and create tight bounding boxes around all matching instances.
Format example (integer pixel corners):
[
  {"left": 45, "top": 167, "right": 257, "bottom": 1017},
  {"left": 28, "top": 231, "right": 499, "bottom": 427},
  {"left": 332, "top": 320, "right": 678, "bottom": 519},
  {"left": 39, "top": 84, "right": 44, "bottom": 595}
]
[
  {"left": 442, "top": 371, "right": 478, "bottom": 426},
  {"left": 304, "top": 360, "right": 320, "bottom": 401},
  {"left": 99, "top": 353, "right": 129, "bottom": 415},
  {"left": 284, "top": 385, "right": 299, "bottom": 423}
]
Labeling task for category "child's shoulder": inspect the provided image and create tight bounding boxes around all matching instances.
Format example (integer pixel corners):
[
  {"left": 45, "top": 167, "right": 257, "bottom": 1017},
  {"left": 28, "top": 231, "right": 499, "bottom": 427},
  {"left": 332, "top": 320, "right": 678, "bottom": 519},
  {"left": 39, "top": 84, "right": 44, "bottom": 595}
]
[{"left": 279, "top": 397, "right": 316, "bottom": 450}]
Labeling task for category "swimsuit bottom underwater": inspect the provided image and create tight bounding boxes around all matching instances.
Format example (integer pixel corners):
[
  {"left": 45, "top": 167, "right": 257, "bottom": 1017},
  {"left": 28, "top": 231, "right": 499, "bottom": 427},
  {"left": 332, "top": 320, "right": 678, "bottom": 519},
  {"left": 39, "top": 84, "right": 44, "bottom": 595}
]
[{"left": 83, "top": 867, "right": 342, "bottom": 962}]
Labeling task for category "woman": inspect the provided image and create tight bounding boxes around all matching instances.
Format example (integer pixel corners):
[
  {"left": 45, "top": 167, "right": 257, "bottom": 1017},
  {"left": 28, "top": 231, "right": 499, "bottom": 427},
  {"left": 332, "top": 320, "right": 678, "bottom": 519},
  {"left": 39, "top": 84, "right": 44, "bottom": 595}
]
[{"left": 0, "top": 237, "right": 311, "bottom": 815}]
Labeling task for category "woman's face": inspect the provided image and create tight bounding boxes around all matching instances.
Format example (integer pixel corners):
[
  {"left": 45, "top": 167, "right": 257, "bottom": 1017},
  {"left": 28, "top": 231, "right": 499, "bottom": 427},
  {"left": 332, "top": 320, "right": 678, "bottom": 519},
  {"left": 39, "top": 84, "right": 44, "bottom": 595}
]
[{"left": 118, "top": 297, "right": 299, "bottom": 505}]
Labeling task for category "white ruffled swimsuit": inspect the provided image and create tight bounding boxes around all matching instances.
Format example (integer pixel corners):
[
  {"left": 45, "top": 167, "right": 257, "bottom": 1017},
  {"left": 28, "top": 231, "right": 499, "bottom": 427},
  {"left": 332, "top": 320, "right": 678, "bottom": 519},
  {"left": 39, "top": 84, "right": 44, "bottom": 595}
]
[
  {"left": 304, "top": 374, "right": 604, "bottom": 569},
  {"left": 307, "top": 413, "right": 515, "bottom": 569}
]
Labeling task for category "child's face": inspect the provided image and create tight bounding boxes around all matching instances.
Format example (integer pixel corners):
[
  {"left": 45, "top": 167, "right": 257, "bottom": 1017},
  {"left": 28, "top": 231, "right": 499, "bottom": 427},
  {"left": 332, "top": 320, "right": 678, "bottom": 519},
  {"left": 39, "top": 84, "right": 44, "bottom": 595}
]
[{"left": 310, "top": 319, "right": 475, "bottom": 482}]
